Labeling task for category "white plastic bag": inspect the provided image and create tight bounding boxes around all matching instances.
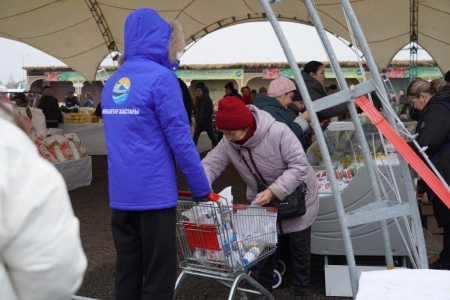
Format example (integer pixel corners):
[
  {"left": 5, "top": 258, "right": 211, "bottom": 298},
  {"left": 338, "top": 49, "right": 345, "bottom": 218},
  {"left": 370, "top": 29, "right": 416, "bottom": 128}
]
[{"left": 29, "top": 108, "right": 47, "bottom": 137}]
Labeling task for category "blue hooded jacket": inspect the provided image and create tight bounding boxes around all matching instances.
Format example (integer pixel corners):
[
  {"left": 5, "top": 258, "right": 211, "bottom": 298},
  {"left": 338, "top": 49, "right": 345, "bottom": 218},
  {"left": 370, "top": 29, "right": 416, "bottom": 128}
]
[{"left": 101, "top": 8, "right": 211, "bottom": 210}]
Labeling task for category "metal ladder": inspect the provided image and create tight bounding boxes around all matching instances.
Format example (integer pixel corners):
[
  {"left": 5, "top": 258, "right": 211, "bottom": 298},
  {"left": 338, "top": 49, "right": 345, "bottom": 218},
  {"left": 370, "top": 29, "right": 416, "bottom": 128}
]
[
  {"left": 96, "top": 68, "right": 110, "bottom": 85},
  {"left": 381, "top": 73, "right": 398, "bottom": 102},
  {"left": 259, "top": 0, "right": 427, "bottom": 298}
]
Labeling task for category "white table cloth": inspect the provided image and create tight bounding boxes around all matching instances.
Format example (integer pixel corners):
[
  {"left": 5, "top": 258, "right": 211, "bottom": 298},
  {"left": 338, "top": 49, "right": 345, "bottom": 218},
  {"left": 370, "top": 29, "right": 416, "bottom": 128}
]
[
  {"left": 53, "top": 156, "right": 92, "bottom": 191},
  {"left": 58, "top": 123, "right": 107, "bottom": 155}
]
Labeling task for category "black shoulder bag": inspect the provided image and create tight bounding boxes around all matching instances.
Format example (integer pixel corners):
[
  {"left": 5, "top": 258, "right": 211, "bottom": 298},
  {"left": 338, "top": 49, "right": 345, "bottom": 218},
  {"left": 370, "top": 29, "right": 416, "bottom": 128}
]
[{"left": 237, "top": 148, "right": 307, "bottom": 221}]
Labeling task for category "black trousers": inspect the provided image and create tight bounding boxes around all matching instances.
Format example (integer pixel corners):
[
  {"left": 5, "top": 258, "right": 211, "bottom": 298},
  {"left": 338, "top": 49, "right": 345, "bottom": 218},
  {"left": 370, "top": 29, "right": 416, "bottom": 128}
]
[
  {"left": 440, "top": 222, "right": 450, "bottom": 264},
  {"left": 258, "top": 226, "right": 311, "bottom": 297},
  {"left": 431, "top": 196, "right": 450, "bottom": 264},
  {"left": 111, "top": 208, "right": 177, "bottom": 300},
  {"left": 193, "top": 123, "right": 217, "bottom": 147}
]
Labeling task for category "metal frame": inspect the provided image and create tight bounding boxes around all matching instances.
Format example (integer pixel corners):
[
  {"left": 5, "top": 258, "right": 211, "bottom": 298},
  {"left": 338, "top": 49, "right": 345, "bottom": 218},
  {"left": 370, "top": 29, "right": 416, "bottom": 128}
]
[
  {"left": 410, "top": 0, "right": 419, "bottom": 80},
  {"left": 259, "top": 0, "right": 428, "bottom": 297},
  {"left": 84, "top": 0, "right": 119, "bottom": 69}
]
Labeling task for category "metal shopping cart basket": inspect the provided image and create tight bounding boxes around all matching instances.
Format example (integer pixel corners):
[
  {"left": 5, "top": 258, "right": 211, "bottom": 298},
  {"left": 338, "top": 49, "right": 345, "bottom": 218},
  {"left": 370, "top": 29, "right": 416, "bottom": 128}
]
[{"left": 174, "top": 191, "right": 278, "bottom": 300}]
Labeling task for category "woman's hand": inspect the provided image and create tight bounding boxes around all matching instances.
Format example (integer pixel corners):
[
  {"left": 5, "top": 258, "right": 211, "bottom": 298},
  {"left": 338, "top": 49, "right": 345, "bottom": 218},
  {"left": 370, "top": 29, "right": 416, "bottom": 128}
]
[
  {"left": 300, "top": 111, "right": 310, "bottom": 122},
  {"left": 254, "top": 188, "right": 274, "bottom": 206}
]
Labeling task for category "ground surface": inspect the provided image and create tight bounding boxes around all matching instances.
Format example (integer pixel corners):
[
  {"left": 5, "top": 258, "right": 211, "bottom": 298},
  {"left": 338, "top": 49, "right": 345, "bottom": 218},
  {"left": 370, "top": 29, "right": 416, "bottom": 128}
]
[{"left": 71, "top": 155, "right": 351, "bottom": 300}]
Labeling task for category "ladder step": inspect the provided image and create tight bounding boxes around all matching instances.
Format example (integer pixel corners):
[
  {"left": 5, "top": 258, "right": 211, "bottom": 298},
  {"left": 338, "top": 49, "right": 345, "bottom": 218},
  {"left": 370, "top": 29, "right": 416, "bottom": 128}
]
[
  {"left": 312, "top": 79, "right": 376, "bottom": 112},
  {"left": 345, "top": 201, "right": 412, "bottom": 227}
]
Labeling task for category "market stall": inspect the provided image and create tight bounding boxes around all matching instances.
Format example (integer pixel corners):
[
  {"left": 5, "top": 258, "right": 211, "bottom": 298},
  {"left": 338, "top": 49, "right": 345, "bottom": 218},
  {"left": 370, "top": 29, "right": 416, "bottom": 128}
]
[
  {"left": 12, "top": 105, "right": 93, "bottom": 192},
  {"left": 307, "top": 117, "right": 418, "bottom": 296},
  {"left": 54, "top": 156, "right": 92, "bottom": 191},
  {"left": 58, "top": 123, "right": 107, "bottom": 155}
]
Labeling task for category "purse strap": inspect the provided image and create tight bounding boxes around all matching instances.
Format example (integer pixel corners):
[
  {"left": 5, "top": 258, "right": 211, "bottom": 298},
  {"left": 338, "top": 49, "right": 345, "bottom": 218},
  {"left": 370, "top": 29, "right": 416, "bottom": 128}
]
[{"left": 236, "top": 147, "right": 268, "bottom": 186}]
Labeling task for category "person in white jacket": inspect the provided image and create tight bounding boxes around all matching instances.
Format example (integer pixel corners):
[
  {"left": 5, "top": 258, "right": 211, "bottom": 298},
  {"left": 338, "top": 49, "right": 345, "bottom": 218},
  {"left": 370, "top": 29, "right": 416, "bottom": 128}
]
[{"left": 0, "top": 101, "right": 87, "bottom": 300}]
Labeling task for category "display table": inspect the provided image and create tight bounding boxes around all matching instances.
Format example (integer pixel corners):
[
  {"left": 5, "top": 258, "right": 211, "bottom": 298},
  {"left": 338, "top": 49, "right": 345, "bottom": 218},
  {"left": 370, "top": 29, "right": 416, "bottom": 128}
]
[
  {"left": 53, "top": 156, "right": 92, "bottom": 191},
  {"left": 58, "top": 123, "right": 107, "bottom": 155},
  {"left": 196, "top": 132, "right": 213, "bottom": 153},
  {"left": 59, "top": 123, "right": 212, "bottom": 155},
  {"left": 356, "top": 269, "right": 450, "bottom": 300}
]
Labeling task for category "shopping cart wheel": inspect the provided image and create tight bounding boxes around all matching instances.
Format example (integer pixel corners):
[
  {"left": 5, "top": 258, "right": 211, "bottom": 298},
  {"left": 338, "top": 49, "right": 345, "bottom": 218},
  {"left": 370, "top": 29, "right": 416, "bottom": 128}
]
[
  {"left": 272, "top": 269, "right": 282, "bottom": 289},
  {"left": 275, "top": 259, "right": 286, "bottom": 275}
]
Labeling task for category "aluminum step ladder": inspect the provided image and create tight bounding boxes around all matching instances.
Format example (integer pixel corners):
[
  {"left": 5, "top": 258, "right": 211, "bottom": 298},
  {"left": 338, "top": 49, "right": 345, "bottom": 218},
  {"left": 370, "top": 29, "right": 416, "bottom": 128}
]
[
  {"left": 381, "top": 73, "right": 398, "bottom": 103},
  {"left": 259, "top": 0, "right": 427, "bottom": 298},
  {"left": 96, "top": 68, "right": 110, "bottom": 85}
]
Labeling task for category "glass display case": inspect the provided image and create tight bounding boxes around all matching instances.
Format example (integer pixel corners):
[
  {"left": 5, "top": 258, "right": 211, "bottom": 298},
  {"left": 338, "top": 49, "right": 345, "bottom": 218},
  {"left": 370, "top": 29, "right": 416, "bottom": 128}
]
[{"left": 309, "top": 116, "right": 418, "bottom": 256}]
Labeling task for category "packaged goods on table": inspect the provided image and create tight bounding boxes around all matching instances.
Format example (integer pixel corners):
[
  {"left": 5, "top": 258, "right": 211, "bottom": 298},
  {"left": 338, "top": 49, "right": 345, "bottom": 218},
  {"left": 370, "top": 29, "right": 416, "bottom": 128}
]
[
  {"left": 42, "top": 135, "right": 75, "bottom": 162},
  {"left": 63, "top": 112, "right": 92, "bottom": 123}
]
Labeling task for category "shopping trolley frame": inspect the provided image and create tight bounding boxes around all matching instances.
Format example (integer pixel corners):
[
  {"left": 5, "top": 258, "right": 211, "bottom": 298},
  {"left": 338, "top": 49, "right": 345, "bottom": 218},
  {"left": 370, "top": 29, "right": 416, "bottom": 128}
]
[{"left": 174, "top": 191, "right": 277, "bottom": 300}]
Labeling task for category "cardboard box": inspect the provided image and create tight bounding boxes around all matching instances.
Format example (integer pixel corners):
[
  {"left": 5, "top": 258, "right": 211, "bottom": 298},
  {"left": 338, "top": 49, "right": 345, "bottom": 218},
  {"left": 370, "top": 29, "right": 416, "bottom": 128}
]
[
  {"left": 421, "top": 192, "right": 430, "bottom": 204},
  {"left": 428, "top": 255, "right": 439, "bottom": 265},
  {"left": 423, "top": 215, "right": 444, "bottom": 234},
  {"left": 419, "top": 202, "right": 434, "bottom": 216}
]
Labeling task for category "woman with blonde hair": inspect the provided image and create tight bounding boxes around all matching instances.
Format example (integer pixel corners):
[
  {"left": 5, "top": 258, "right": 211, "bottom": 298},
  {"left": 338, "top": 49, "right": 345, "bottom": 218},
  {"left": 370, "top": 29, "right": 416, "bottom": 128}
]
[{"left": 407, "top": 78, "right": 450, "bottom": 270}]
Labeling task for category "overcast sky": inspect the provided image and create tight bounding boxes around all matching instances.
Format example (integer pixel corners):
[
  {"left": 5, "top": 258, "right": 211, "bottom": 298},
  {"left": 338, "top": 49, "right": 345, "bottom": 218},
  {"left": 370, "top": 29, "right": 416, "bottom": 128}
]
[{"left": 0, "top": 22, "right": 432, "bottom": 85}]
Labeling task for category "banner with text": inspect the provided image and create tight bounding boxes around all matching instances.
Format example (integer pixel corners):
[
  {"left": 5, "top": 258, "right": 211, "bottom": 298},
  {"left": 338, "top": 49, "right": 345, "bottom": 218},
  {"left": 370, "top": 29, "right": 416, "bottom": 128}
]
[
  {"left": 44, "top": 71, "right": 115, "bottom": 82},
  {"left": 175, "top": 69, "right": 243, "bottom": 80},
  {"left": 386, "top": 66, "right": 443, "bottom": 79},
  {"left": 262, "top": 67, "right": 364, "bottom": 79}
]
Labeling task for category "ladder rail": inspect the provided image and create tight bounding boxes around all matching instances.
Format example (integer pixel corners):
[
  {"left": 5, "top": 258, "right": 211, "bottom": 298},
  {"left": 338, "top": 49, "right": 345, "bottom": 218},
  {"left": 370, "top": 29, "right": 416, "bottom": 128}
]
[
  {"left": 258, "top": 0, "right": 359, "bottom": 296},
  {"left": 339, "top": 0, "right": 427, "bottom": 270},
  {"left": 259, "top": 1, "right": 429, "bottom": 298},
  {"left": 303, "top": 1, "right": 399, "bottom": 295}
]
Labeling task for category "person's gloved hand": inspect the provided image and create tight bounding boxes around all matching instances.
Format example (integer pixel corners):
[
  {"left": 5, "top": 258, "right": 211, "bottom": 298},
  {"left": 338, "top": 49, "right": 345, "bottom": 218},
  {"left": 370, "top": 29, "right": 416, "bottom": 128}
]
[{"left": 192, "top": 196, "right": 209, "bottom": 204}]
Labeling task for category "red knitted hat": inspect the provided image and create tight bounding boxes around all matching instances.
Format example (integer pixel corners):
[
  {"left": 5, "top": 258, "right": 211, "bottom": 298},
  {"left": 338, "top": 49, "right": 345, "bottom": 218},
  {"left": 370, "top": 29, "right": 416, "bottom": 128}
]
[{"left": 215, "top": 96, "right": 254, "bottom": 131}]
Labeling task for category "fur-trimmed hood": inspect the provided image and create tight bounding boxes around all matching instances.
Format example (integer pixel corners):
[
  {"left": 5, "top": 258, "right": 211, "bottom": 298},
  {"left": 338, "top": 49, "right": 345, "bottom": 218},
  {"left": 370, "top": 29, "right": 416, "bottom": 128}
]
[{"left": 123, "top": 8, "right": 185, "bottom": 71}]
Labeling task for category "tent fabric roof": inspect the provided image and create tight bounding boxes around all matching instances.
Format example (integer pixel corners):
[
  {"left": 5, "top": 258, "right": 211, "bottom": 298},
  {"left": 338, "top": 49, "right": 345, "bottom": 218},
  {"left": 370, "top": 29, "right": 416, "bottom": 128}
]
[{"left": 1, "top": 1, "right": 449, "bottom": 82}]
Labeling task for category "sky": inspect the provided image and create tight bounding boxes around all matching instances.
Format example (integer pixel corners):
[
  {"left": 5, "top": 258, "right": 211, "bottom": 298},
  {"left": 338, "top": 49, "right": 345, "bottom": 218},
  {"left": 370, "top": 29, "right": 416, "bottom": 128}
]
[{"left": 0, "top": 21, "right": 432, "bottom": 85}]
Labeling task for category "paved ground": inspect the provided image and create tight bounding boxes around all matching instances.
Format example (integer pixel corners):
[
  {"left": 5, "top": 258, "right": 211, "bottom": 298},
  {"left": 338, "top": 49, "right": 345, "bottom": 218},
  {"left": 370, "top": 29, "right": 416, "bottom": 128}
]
[{"left": 71, "top": 155, "right": 351, "bottom": 300}]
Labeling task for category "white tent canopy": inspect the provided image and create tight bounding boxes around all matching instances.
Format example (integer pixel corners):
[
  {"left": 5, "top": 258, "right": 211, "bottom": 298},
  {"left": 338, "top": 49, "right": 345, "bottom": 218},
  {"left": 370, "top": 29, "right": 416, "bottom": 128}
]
[{"left": 1, "top": 0, "right": 449, "bottom": 82}]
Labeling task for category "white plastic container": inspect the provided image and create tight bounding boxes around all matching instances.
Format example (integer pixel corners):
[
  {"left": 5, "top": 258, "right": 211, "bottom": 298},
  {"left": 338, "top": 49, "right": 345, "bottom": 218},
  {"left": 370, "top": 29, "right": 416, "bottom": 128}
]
[{"left": 242, "top": 246, "right": 261, "bottom": 265}]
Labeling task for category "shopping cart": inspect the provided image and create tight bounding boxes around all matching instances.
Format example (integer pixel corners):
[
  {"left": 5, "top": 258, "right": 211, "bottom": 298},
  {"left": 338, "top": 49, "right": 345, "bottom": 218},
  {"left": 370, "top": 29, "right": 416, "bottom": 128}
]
[{"left": 174, "top": 191, "right": 278, "bottom": 300}]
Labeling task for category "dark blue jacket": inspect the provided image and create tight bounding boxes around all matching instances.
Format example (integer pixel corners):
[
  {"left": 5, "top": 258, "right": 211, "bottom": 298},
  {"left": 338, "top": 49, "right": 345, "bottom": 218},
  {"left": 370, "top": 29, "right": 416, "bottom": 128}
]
[
  {"left": 254, "top": 94, "right": 305, "bottom": 148},
  {"left": 101, "top": 8, "right": 211, "bottom": 210}
]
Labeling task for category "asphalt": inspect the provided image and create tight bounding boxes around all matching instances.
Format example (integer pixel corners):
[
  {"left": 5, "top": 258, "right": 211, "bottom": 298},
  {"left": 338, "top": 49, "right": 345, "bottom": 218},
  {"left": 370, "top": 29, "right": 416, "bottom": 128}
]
[{"left": 71, "top": 155, "right": 350, "bottom": 300}]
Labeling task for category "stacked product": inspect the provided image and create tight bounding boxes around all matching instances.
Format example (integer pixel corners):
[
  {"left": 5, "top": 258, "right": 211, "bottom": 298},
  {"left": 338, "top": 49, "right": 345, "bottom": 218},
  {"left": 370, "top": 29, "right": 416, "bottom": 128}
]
[
  {"left": 315, "top": 164, "right": 362, "bottom": 194},
  {"left": 31, "top": 133, "right": 88, "bottom": 163}
]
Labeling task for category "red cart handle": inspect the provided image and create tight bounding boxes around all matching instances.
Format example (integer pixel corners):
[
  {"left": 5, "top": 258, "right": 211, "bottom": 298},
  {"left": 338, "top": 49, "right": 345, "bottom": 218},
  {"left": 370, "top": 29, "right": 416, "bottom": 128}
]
[{"left": 178, "top": 191, "right": 221, "bottom": 202}]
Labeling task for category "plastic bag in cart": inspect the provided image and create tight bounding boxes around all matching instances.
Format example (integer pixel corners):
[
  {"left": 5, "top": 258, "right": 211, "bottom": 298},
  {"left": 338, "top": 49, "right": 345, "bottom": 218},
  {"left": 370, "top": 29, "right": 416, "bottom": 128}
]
[{"left": 232, "top": 205, "right": 278, "bottom": 250}]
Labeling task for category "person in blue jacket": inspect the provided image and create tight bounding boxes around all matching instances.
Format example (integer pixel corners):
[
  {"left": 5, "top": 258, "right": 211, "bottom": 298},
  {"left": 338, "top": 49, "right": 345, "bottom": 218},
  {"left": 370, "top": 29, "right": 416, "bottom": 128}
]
[
  {"left": 254, "top": 77, "right": 310, "bottom": 149},
  {"left": 101, "top": 8, "right": 212, "bottom": 300}
]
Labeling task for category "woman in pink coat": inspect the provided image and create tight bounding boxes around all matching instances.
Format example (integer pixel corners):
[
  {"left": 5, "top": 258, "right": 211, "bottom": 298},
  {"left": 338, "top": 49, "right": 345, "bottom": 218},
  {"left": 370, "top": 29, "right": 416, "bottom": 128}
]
[{"left": 202, "top": 96, "right": 319, "bottom": 299}]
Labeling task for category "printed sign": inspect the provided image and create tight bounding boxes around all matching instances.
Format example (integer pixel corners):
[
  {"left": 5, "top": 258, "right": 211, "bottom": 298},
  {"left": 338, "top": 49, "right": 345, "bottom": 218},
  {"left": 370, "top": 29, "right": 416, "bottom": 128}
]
[
  {"left": 44, "top": 71, "right": 115, "bottom": 82},
  {"left": 262, "top": 67, "right": 364, "bottom": 79},
  {"left": 175, "top": 69, "right": 243, "bottom": 80},
  {"left": 386, "top": 66, "right": 443, "bottom": 79}
]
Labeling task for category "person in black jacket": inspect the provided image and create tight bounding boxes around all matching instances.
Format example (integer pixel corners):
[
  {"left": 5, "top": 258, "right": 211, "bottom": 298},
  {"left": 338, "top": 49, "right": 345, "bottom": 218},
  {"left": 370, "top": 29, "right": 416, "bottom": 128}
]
[
  {"left": 193, "top": 83, "right": 217, "bottom": 148},
  {"left": 287, "top": 88, "right": 315, "bottom": 149},
  {"left": 178, "top": 78, "right": 193, "bottom": 124},
  {"left": 407, "top": 79, "right": 450, "bottom": 270},
  {"left": 224, "top": 82, "right": 243, "bottom": 100},
  {"left": 297, "top": 61, "right": 349, "bottom": 129},
  {"left": 37, "top": 86, "right": 63, "bottom": 128}
]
